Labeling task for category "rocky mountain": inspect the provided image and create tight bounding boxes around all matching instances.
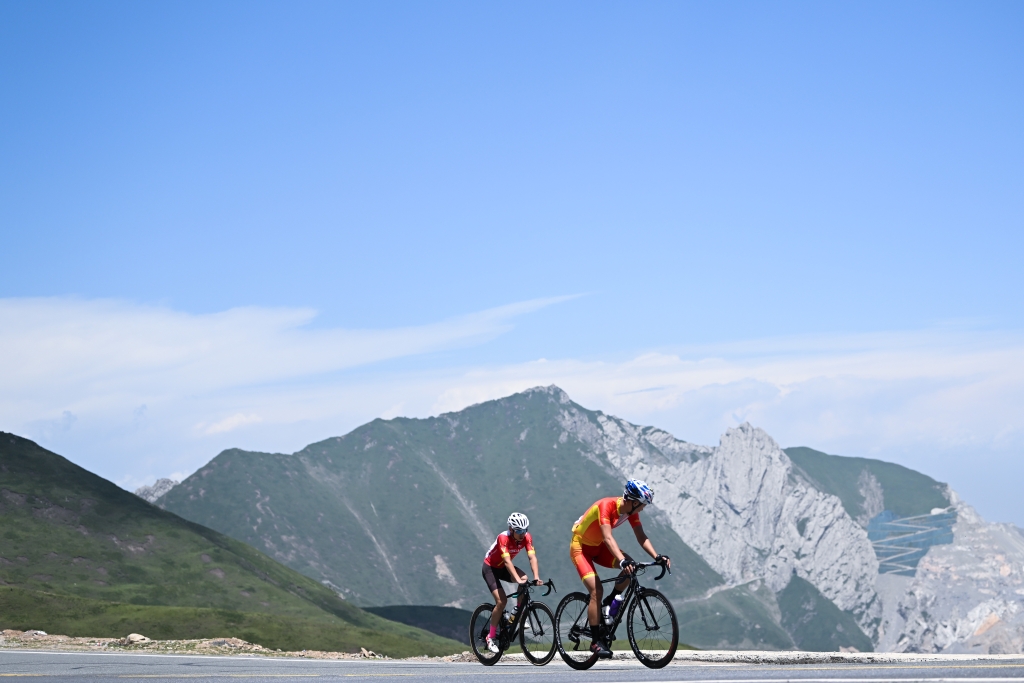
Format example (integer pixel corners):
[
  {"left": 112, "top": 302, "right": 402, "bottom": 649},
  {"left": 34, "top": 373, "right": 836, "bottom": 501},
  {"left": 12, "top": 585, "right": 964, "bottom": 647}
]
[
  {"left": 563, "top": 413, "right": 881, "bottom": 633},
  {"left": 156, "top": 386, "right": 1024, "bottom": 653},
  {"left": 135, "top": 478, "right": 178, "bottom": 503},
  {"left": 874, "top": 492, "right": 1024, "bottom": 654},
  {"left": 157, "top": 389, "right": 723, "bottom": 611},
  {"left": 0, "top": 432, "right": 463, "bottom": 656}
]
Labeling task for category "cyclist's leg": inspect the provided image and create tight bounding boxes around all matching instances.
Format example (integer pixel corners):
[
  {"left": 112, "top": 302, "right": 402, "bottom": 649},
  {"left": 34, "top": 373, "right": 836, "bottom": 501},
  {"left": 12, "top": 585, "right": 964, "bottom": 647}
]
[
  {"left": 573, "top": 542, "right": 604, "bottom": 626},
  {"left": 591, "top": 545, "right": 628, "bottom": 613},
  {"left": 482, "top": 563, "right": 509, "bottom": 632},
  {"left": 581, "top": 572, "right": 603, "bottom": 626}
]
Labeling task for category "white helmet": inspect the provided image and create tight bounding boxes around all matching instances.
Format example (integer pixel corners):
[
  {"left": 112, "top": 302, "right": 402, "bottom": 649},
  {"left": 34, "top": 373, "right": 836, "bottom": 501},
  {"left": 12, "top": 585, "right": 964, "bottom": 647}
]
[{"left": 507, "top": 512, "right": 530, "bottom": 531}]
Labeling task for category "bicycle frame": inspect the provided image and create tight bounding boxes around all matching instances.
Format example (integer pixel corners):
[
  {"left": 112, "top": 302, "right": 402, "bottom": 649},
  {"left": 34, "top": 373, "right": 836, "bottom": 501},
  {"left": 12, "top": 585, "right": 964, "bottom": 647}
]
[
  {"left": 609, "top": 561, "right": 665, "bottom": 633},
  {"left": 567, "top": 560, "right": 668, "bottom": 646},
  {"left": 499, "top": 580, "right": 556, "bottom": 647}
]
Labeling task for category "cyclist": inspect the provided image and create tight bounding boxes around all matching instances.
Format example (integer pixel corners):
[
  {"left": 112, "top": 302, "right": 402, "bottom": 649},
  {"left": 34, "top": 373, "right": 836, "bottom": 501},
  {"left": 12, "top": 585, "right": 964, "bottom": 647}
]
[
  {"left": 482, "top": 512, "right": 543, "bottom": 653},
  {"left": 569, "top": 478, "right": 670, "bottom": 658}
]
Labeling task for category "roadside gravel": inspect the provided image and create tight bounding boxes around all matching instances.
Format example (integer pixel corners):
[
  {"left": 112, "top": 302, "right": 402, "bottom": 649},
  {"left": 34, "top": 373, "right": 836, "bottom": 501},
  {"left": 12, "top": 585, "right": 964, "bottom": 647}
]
[{"left": 0, "top": 629, "right": 474, "bottom": 662}]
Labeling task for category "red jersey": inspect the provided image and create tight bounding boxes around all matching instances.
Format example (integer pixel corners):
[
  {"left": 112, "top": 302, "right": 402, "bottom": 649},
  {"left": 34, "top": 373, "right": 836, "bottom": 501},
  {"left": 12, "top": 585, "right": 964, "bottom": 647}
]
[
  {"left": 571, "top": 497, "right": 642, "bottom": 546},
  {"left": 484, "top": 530, "right": 535, "bottom": 568}
]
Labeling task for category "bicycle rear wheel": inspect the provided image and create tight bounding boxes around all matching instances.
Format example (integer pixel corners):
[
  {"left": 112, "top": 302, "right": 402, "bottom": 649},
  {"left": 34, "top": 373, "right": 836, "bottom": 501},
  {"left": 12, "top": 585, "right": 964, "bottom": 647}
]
[
  {"left": 519, "top": 601, "right": 555, "bottom": 665},
  {"left": 469, "top": 603, "right": 502, "bottom": 666},
  {"left": 626, "top": 588, "right": 678, "bottom": 668},
  {"left": 554, "top": 592, "right": 599, "bottom": 670}
]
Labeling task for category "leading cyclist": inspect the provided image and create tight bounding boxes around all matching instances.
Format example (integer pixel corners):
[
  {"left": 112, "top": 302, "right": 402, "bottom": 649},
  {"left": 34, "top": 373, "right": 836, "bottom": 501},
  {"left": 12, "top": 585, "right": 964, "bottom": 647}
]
[{"left": 569, "top": 478, "right": 670, "bottom": 658}]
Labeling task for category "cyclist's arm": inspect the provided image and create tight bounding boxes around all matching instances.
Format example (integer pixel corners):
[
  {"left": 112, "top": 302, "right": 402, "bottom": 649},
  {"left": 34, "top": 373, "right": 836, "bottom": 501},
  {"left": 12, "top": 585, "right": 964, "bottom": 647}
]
[
  {"left": 600, "top": 522, "right": 627, "bottom": 565},
  {"left": 528, "top": 552, "right": 540, "bottom": 583},
  {"left": 632, "top": 524, "right": 671, "bottom": 570},
  {"left": 504, "top": 554, "right": 527, "bottom": 584}
]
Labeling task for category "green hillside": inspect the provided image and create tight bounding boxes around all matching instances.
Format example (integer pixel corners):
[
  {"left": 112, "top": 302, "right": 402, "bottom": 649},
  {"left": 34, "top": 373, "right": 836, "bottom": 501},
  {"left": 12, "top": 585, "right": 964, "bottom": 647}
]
[
  {"left": 777, "top": 575, "right": 873, "bottom": 652},
  {"left": 0, "top": 433, "right": 463, "bottom": 656},
  {"left": 159, "top": 389, "right": 723, "bottom": 608},
  {"left": 364, "top": 606, "right": 471, "bottom": 644},
  {"left": 0, "top": 587, "right": 454, "bottom": 656},
  {"left": 784, "top": 447, "right": 949, "bottom": 519},
  {"left": 676, "top": 584, "right": 794, "bottom": 650}
]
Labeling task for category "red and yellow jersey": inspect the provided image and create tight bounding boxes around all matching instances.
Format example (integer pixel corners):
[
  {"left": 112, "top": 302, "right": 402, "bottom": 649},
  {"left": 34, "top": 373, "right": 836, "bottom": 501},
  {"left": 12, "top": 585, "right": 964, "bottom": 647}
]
[
  {"left": 571, "top": 497, "right": 641, "bottom": 546},
  {"left": 484, "top": 530, "right": 535, "bottom": 568}
]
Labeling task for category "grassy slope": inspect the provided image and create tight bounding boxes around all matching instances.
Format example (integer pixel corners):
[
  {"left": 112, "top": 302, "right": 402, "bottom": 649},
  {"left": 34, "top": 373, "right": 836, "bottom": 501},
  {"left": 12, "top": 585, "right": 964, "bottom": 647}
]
[
  {"left": 675, "top": 584, "right": 794, "bottom": 650},
  {"left": 0, "top": 587, "right": 457, "bottom": 656},
  {"left": 784, "top": 447, "right": 949, "bottom": 519},
  {"left": 364, "top": 606, "right": 471, "bottom": 645},
  {"left": 0, "top": 433, "right": 462, "bottom": 656},
  {"left": 776, "top": 576, "right": 873, "bottom": 652},
  {"left": 160, "top": 390, "right": 722, "bottom": 609}
]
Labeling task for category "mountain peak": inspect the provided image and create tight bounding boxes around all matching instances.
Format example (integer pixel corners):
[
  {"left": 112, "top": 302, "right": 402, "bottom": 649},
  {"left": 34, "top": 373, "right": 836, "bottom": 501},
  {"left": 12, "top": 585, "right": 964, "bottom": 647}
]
[{"left": 520, "top": 384, "right": 571, "bottom": 404}]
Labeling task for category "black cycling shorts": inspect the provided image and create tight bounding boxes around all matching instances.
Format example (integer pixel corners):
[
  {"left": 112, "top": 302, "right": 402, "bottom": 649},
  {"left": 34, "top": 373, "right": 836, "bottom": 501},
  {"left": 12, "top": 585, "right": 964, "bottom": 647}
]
[{"left": 482, "top": 562, "right": 521, "bottom": 593}]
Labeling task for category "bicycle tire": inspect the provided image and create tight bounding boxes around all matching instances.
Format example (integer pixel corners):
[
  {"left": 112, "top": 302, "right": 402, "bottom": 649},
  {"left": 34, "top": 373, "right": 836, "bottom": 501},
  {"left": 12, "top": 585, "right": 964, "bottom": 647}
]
[
  {"left": 626, "top": 588, "right": 678, "bottom": 669},
  {"left": 554, "top": 592, "right": 599, "bottom": 670},
  {"left": 519, "top": 601, "right": 556, "bottom": 665},
  {"left": 469, "top": 603, "right": 502, "bottom": 666}
]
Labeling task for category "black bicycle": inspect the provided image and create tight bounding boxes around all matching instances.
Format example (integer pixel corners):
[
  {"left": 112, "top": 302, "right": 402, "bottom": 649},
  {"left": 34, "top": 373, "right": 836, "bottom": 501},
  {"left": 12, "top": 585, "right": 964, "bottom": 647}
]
[
  {"left": 554, "top": 559, "right": 678, "bottom": 670},
  {"left": 469, "top": 579, "right": 557, "bottom": 666}
]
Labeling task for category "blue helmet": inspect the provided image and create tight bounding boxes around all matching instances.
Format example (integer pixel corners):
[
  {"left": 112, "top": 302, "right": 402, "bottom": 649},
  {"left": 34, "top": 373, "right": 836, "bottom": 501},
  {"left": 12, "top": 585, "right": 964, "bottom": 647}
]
[{"left": 624, "top": 478, "right": 654, "bottom": 506}]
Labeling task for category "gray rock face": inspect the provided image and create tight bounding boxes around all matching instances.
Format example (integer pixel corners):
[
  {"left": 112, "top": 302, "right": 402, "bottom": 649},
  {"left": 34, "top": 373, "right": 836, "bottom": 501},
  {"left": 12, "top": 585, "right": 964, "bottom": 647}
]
[
  {"left": 857, "top": 470, "right": 885, "bottom": 526},
  {"left": 134, "top": 478, "right": 179, "bottom": 503},
  {"left": 876, "top": 491, "right": 1024, "bottom": 654},
  {"left": 553, "top": 401, "right": 881, "bottom": 634}
]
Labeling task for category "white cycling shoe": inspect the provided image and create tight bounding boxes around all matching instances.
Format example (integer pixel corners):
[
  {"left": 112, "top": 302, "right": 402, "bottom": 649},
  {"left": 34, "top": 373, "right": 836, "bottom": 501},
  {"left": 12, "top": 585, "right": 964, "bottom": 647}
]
[{"left": 485, "top": 636, "right": 500, "bottom": 653}]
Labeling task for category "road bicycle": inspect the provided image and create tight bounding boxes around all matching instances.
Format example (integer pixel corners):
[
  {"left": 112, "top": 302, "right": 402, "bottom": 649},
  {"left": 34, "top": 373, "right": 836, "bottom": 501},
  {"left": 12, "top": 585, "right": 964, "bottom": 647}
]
[
  {"left": 469, "top": 579, "right": 557, "bottom": 666},
  {"left": 554, "top": 559, "right": 678, "bottom": 670}
]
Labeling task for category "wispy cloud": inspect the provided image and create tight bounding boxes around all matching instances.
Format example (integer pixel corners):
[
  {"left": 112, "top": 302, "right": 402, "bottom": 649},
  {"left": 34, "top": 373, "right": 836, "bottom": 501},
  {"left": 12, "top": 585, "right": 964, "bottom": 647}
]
[
  {"left": 2, "top": 296, "right": 1021, "bottom": 523},
  {"left": 202, "top": 413, "right": 263, "bottom": 435},
  {"left": 0, "top": 295, "right": 573, "bottom": 423}
]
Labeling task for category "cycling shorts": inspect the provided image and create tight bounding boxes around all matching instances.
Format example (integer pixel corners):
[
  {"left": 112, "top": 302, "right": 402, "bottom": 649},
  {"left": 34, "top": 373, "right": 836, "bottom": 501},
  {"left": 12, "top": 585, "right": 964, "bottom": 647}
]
[
  {"left": 570, "top": 536, "right": 625, "bottom": 582},
  {"left": 482, "top": 562, "right": 523, "bottom": 593}
]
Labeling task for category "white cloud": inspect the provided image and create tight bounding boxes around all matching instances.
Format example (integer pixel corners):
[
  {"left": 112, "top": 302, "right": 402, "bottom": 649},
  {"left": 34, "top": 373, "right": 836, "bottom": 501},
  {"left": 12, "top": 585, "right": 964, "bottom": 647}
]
[
  {"left": 202, "top": 413, "right": 263, "bottom": 435},
  {"left": 2, "top": 296, "right": 1022, "bottom": 524},
  {"left": 0, "top": 295, "right": 573, "bottom": 425}
]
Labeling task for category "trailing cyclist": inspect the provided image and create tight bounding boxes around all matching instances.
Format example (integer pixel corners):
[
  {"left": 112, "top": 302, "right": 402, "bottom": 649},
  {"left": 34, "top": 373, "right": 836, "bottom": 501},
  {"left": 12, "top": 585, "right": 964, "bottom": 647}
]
[
  {"left": 482, "top": 512, "right": 544, "bottom": 654},
  {"left": 569, "top": 479, "right": 671, "bottom": 658}
]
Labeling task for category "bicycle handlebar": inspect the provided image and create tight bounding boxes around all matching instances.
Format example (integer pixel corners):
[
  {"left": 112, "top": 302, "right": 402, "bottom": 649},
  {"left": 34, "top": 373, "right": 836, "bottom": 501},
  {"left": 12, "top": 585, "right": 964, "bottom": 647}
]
[
  {"left": 598, "top": 558, "right": 671, "bottom": 583},
  {"left": 510, "top": 578, "right": 557, "bottom": 599}
]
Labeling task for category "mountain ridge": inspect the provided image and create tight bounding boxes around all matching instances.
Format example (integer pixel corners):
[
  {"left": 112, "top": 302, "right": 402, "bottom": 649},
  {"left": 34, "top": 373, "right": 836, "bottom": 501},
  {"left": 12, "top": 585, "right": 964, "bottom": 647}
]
[{"left": 156, "top": 385, "right": 1024, "bottom": 653}]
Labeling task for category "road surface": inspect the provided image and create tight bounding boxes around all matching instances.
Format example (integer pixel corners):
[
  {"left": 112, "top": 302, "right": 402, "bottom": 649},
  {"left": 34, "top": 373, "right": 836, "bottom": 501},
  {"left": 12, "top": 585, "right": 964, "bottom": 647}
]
[{"left": 2, "top": 650, "right": 1024, "bottom": 682}]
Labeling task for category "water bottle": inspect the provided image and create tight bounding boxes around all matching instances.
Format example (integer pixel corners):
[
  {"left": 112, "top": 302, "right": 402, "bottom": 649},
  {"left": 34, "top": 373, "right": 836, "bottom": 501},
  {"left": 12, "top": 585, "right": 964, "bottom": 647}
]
[
  {"left": 608, "top": 594, "right": 623, "bottom": 619},
  {"left": 503, "top": 610, "right": 512, "bottom": 626},
  {"left": 508, "top": 605, "right": 519, "bottom": 624},
  {"left": 601, "top": 605, "right": 612, "bottom": 626}
]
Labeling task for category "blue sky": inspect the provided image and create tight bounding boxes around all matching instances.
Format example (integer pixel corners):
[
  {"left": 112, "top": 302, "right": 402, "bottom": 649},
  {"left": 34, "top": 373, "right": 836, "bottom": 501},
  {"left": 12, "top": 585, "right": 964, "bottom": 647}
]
[{"left": 2, "top": 2, "right": 1022, "bottom": 523}]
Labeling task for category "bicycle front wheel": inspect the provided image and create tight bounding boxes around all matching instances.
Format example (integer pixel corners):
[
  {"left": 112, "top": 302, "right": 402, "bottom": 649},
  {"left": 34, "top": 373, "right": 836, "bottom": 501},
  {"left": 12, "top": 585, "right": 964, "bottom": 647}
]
[
  {"left": 554, "top": 592, "right": 598, "bottom": 670},
  {"left": 469, "top": 603, "right": 502, "bottom": 666},
  {"left": 626, "top": 588, "right": 678, "bottom": 668},
  {"left": 519, "top": 601, "right": 555, "bottom": 665}
]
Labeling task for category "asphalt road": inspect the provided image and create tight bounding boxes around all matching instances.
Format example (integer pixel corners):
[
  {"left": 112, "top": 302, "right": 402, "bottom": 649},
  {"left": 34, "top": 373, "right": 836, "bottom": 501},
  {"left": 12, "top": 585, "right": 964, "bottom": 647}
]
[{"left": 3, "top": 651, "right": 1024, "bottom": 682}]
